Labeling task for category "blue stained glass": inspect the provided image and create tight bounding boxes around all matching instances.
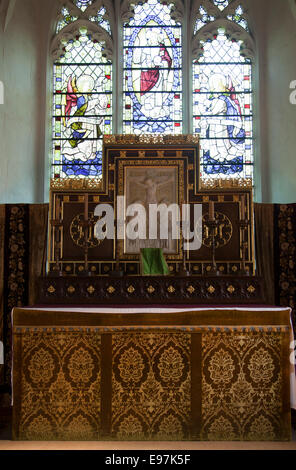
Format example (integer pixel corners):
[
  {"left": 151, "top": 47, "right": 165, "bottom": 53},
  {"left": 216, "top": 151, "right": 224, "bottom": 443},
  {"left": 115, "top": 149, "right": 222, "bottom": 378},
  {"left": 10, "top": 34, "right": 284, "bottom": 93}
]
[
  {"left": 62, "top": 152, "right": 102, "bottom": 177},
  {"left": 193, "top": 29, "right": 253, "bottom": 179},
  {"left": 52, "top": 33, "right": 112, "bottom": 179},
  {"left": 123, "top": 0, "right": 182, "bottom": 135}
]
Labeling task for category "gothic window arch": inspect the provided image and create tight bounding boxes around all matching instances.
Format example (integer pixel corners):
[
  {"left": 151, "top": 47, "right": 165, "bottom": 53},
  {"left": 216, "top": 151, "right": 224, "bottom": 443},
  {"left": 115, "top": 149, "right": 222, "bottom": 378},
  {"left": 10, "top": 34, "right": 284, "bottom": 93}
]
[
  {"left": 51, "top": 0, "right": 114, "bottom": 179},
  {"left": 122, "top": 0, "right": 183, "bottom": 135},
  {"left": 192, "top": 0, "right": 255, "bottom": 180},
  {"left": 49, "top": 0, "right": 256, "bottom": 184}
]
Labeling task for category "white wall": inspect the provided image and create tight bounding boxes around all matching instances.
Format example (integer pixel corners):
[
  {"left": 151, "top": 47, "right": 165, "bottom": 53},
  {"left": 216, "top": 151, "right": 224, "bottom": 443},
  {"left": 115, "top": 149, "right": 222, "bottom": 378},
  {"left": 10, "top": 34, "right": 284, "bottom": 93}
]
[
  {"left": 0, "top": 0, "right": 55, "bottom": 203},
  {"left": 0, "top": 0, "right": 295, "bottom": 203},
  {"left": 263, "top": 0, "right": 296, "bottom": 203}
]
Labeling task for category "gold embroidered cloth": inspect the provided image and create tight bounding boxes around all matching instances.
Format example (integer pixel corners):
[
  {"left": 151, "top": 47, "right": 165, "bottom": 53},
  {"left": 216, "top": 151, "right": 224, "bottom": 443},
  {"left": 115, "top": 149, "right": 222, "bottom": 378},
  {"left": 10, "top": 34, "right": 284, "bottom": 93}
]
[{"left": 12, "top": 307, "right": 291, "bottom": 441}]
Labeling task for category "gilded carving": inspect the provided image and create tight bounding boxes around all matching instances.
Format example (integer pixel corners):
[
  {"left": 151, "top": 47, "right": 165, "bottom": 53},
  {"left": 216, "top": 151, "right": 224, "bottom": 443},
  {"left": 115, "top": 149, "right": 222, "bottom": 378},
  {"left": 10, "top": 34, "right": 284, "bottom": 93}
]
[
  {"left": 104, "top": 134, "right": 199, "bottom": 146},
  {"left": 200, "top": 177, "right": 252, "bottom": 190},
  {"left": 147, "top": 285, "right": 155, "bottom": 294},
  {"left": 227, "top": 285, "right": 235, "bottom": 294},
  {"left": 247, "top": 285, "right": 256, "bottom": 293},
  {"left": 50, "top": 177, "right": 103, "bottom": 191}
]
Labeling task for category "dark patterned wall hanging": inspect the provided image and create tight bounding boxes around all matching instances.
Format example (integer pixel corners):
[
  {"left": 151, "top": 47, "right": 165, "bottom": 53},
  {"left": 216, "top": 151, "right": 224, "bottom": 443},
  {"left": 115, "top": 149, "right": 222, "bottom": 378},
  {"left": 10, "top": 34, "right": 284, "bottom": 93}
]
[
  {"left": 1, "top": 204, "right": 48, "bottom": 393},
  {"left": 3, "top": 205, "right": 30, "bottom": 389},
  {"left": 274, "top": 204, "right": 296, "bottom": 332}
]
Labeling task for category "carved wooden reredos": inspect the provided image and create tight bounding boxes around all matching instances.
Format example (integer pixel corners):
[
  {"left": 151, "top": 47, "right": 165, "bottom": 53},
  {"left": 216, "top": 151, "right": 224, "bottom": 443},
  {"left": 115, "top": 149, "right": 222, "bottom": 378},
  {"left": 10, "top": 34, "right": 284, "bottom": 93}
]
[{"left": 48, "top": 134, "right": 255, "bottom": 276}]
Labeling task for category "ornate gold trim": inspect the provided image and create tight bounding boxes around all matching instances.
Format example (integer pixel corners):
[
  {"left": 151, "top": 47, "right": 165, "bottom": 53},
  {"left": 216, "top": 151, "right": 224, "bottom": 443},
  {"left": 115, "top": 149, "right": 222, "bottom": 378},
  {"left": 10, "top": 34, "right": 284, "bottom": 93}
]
[
  {"left": 147, "top": 285, "right": 155, "bottom": 294},
  {"left": 117, "top": 158, "right": 185, "bottom": 261},
  {"left": 103, "top": 134, "right": 200, "bottom": 146},
  {"left": 50, "top": 177, "right": 103, "bottom": 191},
  {"left": 200, "top": 177, "right": 253, "bottom": 190},
  {"left": 247, "top": 285, "right": 256, "bottom": 293}
]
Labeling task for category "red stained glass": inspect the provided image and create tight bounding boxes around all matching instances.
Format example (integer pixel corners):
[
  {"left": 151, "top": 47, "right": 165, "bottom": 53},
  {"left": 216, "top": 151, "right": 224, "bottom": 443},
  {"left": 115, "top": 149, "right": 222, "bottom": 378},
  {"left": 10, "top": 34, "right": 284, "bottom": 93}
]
[{"left": 174, "top": 123, "right": 180, "bottom": 127}]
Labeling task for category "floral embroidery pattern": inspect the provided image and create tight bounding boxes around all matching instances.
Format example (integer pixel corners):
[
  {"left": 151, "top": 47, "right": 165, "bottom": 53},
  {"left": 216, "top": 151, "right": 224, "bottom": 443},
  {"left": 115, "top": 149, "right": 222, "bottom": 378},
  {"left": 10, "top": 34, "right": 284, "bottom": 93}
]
[
  {"left": 117, "top": 347, "right": 145, "bottom": 384},
  {"left": 4, "top": 205, "right": 29, "bottom": 387},
  {"left": 112, "top": 333, "right": 191, "bottom": 440},
  {"left": 275, "top": 204, "right": 296, "bottom": 332},
  {"left": 27, "top": 347, "right": 56, "bottom": 384},
  {"left": 208, "top": 349, "right": 235, "bottom": 384},
  {"left": 247, "top": 348, "right": 274, "bottom": 383},
  {"left": 157, "top": 346, "right": 184, "bottom": 383},
  {"left": 201, "top": 332, "right": 286, "bottom": 440}
]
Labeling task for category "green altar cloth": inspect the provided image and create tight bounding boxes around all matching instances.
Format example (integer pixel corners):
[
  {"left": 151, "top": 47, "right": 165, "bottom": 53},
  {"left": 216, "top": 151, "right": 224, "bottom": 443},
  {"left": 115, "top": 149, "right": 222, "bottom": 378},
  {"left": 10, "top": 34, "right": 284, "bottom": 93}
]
[{"left": 140, "top": 248, "right": 170, "bottom": 275}]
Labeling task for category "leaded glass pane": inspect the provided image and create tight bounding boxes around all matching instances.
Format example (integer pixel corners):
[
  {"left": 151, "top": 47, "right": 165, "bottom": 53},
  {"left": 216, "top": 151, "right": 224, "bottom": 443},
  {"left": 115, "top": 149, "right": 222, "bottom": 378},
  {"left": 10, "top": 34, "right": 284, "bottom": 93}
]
[
  {"left": 123, "top": 0, "right": 182, "bottom": 135},
  {"left": 74, "top": 0, "right": 93, "bottom": 12},
  {"left": 194, "top": 6, "right": 215, "bottom": 34},
  {"left": 89, "top": 6, "right": 111, "bottom": 35},
  {"left": 213, "top": 0, "right": 230, "bottom": 11},
  {"left": 52, "top": 30, "right": 112, "bottom": 179},
  {"left": 193, "top": 29, "right": 253, "bottom": 179},
  {"left": 56, "top": 7, "right": 78, "bottom": 34},
  {"left": 227, "top": 6, "right": 249, "bottom": 31}
]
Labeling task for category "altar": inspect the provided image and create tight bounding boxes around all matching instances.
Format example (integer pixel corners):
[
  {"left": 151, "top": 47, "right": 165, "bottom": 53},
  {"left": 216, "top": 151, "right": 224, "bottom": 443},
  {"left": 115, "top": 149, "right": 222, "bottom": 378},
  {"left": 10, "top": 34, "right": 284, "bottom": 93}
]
[
  {"left": 9, "top": 135, "right": 295, "bottom": 441},
  {"left": 12, "top": 305, "right": 293, "bottom": 441}
]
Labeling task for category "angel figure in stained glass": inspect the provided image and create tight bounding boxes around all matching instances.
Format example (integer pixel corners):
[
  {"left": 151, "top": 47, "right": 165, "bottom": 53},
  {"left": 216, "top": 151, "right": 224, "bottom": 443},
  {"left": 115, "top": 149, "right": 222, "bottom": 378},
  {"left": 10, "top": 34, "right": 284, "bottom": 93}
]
[
  {"left": 201, "top": 73, "right": 245, "bottom": 163},
  {"left": 62, "top": 73, "right": 108, "bottom": 161}
]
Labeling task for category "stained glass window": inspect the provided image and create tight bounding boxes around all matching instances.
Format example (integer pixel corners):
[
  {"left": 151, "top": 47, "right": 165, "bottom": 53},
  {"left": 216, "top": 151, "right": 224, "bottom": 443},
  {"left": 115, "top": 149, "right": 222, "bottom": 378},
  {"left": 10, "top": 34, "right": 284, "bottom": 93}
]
[
  {"left": 52, "top": 27, "right": 112, "bottom": 179},
  {"left": 193, "top": 28, "right": 253, "bottom": 179},
  {"left": 74, "top": 0, "right": 93, "bottom": 12},
  {"left": 56, "top": 7, "right": 78, "bottom": 34},
  {"left": 227, "top": 5, "right": 249, "bottom": 31},
  {"left": 123, "top": 0, "right": 182, "bottom": 135},
  {"left": 89, "top": 6, "right": 111, "bottom": 35},
  {"left": 213, "top": 0, "right": 230, "bottom": 11},
  {"left": 194, "top": 6, "right": 215, "bottom": 34}
]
